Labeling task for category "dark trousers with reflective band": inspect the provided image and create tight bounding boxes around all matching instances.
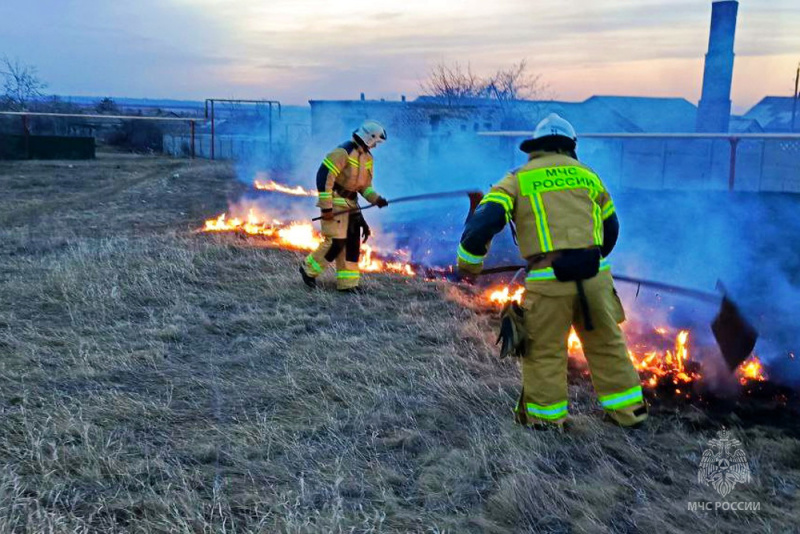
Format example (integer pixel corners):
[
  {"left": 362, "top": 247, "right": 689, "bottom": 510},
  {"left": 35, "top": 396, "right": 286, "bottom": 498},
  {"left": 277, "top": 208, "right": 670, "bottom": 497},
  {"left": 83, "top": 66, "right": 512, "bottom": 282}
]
[
  {"left": 515, "top": 270, "right": 647, "bottom": 427},
  {"left": 303, "top": 211, "right": 362, "bottom": 290}
]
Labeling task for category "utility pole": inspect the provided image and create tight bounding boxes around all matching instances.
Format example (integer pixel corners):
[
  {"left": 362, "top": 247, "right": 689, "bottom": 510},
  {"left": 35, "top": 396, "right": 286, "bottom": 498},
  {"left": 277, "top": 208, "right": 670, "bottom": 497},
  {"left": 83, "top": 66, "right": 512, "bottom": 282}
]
[{"left": 792, "top": 62, "right": 799, "bottom": 132}]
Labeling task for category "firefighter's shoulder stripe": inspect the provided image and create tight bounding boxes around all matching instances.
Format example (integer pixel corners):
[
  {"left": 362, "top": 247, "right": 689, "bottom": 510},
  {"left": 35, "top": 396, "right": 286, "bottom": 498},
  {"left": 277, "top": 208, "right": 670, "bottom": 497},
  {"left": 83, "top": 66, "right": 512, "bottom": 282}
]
[
  {"left": 479, "top": 190, "right": 514, "bottom": 222},
  {"left": 322, "top": 157, "right": 340, "bottom": 176}
]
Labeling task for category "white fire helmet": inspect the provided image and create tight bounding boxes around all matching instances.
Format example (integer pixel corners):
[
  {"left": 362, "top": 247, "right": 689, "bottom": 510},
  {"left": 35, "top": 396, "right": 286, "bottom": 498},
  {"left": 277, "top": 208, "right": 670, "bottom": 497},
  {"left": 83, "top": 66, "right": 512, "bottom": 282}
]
[
  {"left": 520, "top": 113, "right": 577, "bottom": 153},
  {"left": 354, "top": 120, "right": 387, "bottom": 149},
  {"left": 533, "top": 113, "right": 577, "bottom": 141}
]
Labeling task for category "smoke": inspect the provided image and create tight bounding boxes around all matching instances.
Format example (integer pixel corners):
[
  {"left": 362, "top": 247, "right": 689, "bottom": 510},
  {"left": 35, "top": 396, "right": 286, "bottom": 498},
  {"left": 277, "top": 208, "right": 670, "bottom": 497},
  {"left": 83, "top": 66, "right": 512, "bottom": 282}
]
[
  {"left": 228, "top": 108, "right": 799, "bottom": 386},
  {"left": 609, "top": 189, "right": 799, "bottom": 385}
]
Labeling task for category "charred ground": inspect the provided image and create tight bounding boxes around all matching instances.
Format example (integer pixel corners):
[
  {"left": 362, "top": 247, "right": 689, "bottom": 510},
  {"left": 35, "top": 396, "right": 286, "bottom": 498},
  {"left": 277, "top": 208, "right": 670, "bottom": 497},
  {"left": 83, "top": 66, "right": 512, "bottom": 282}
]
[{"left": 0, "top": 155, "right": 797, "bottom": 533}]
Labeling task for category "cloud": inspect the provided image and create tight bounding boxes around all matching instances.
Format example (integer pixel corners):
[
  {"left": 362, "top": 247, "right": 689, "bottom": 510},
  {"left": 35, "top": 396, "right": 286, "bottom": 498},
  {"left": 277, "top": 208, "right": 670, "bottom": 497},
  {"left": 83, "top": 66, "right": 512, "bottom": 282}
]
[{"left": 0, "top": 0, "right": 797, "bottom": 106}]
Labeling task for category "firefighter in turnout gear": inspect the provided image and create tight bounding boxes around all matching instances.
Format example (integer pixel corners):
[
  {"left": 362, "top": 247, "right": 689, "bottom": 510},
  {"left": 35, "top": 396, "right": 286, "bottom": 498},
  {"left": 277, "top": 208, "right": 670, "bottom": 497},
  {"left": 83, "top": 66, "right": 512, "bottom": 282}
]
[
  {"left": 457, "top": 113, "right": 648, "bottom": 428},
  {"left": 300, "top": 120, "right": 389, "bottom": 292}
]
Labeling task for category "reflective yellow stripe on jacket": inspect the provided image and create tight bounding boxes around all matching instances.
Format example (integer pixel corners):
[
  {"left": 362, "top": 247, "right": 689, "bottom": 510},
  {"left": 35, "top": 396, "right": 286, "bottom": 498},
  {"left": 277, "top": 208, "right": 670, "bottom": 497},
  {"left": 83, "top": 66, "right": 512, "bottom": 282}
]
[
  {"left": 322, "top": 157, "right": 340, "bottom": 177},
  {"left": 479, "top": 191, "right": 514, "bottom": 222},
  {"left": 526, "top": 258, "right": 611, "bottom": 283},
  {"left": 602, "top": 199, "right": 616, "bottom": 220},
  {"left": 518, "top": 166, "right": 607, "bottom": 251}
]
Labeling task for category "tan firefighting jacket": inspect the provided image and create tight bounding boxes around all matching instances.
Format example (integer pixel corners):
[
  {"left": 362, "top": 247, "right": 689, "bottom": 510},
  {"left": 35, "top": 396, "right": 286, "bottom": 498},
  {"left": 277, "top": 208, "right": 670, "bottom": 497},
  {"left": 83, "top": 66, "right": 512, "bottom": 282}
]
[
  {"left": 457, "top": 151, "right": 615, "bottom": 269},
  {"left": 316, "top": 140, "right": 380, "bottom": 211}
]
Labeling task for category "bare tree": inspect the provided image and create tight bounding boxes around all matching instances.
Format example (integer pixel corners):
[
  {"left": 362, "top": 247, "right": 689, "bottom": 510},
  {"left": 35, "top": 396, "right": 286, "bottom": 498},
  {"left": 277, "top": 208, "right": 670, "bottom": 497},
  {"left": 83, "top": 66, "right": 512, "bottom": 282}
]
[
  {"left": 484, "top": 60, "right": 549, "bottom": 103},
  {"left": 1, "top": 56, "right": 47, "bottom": 111},
  {"left": 420, "top": 60, "right": 552, "bottom": 128},
  {"left": 420, "top": 62, "right": 484, "bottom": 105},
  {"left": 485, "top": 60, "right": 553, "bottom": 128}
]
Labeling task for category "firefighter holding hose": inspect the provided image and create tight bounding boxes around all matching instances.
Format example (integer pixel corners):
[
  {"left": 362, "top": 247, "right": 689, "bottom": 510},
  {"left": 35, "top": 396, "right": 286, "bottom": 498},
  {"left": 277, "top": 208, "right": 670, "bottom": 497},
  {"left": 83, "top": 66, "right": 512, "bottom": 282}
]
[
  {"left": 457, "top": 113, "right": 648, "bottom": 429},
  {"left": 300, "top": 120, "right": 389, "bottom": 292}
]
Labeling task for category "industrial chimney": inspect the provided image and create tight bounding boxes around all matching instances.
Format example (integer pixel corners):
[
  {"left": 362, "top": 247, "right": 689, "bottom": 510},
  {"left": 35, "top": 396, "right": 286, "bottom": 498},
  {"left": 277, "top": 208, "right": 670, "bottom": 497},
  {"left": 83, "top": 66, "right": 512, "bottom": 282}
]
[{"left": 696, "top": 1, "right": 738, "bottom": 133}]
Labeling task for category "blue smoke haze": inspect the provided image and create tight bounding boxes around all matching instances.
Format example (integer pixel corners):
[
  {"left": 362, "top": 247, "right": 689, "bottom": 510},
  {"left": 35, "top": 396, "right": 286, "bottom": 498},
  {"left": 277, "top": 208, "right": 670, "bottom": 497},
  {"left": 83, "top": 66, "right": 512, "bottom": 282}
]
[{"left": 236, "top": 122, "right": 799, "bottom": 385}]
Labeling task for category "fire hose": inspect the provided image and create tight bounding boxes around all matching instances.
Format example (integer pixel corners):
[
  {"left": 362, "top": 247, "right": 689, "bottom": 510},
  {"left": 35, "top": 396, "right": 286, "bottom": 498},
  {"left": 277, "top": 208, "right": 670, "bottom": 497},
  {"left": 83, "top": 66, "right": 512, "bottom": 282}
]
[
  {"left": 477, "top": 265, "right": 758, "bottom": 370},
  {"left": 480, "top": 265, "right": 718, "bottom": 302},
  {"left": 306, "top": 185, "right": 757, "bottom": 369},
  {"left": 311, "top": 189, "right": 482, "bottom": 221}
]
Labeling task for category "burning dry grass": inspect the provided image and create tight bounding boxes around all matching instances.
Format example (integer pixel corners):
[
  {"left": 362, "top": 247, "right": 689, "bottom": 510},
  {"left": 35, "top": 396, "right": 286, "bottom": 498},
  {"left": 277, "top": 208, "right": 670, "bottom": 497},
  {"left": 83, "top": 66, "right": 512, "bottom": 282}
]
[
  {"left": 0, "top": 155, "right": 797, "bottom": 532},
  {"left": 202, "top": 207, "right": 417, "bottom": 275}
]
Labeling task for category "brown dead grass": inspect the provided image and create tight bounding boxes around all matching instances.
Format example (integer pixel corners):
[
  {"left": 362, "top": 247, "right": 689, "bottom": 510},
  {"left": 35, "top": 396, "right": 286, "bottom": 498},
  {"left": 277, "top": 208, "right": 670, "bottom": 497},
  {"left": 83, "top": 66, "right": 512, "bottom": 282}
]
[{"left": 0, "top": 155, "right": 797, "bottom": 533}]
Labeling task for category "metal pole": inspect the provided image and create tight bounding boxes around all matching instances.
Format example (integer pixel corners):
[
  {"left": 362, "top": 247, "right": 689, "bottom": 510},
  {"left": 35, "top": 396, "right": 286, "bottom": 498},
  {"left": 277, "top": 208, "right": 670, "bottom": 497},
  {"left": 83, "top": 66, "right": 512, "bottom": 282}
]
[
  {"left": 792, "top": 63, "right": 799, "bottom": 133},
  {"left": 210, "top": 100, "right": 215, "bottom": 160},
  {"left": 728, "top": 137, "right": 739, "bottom": 192},
  {"left": 757, "top": 139, "right": 766, "bottom": 192},
  {"left": 21, "top": 114, "right": 30, "bottom": 159},
  {"left": 190, "top": 120, "right": 196, "bottom": 159},
  {"left": 268, "top": 102, "right": 273, "bottom": 156}
]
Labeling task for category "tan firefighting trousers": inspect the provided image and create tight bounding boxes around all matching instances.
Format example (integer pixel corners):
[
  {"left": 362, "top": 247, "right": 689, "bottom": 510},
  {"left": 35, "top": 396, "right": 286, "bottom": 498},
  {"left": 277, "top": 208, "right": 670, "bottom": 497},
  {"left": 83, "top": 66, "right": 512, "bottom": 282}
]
[
  {"left": 515, "top": 269, "right": 648, "bottom": 427},
  {"left": 302, "top": 201, "right": 362, "bottom": 290}
]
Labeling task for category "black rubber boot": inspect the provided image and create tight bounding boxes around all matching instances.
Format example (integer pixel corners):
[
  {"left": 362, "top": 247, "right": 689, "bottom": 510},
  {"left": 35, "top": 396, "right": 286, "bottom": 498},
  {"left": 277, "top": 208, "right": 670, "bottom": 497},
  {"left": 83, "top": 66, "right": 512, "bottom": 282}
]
[{"left": 299, "top": 265, "right": 317, "bottom": 289}]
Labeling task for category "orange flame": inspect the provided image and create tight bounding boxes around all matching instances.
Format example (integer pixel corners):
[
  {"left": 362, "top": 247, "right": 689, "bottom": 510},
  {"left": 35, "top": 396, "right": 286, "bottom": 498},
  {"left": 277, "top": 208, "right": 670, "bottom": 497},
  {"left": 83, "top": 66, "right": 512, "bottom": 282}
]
[
  {"left": 481, "top": 288, "right": 779, "bottom": 393},
  {"left": 359, "top": 245, "right": 416, "bottom": 275},
  {"left": 254, "top": 179, "right": 318, "bottom": 197},
  {"left": 628, "top": 329, "right": 698, "bottom": 386},
  {"left": 488, "top": 286, "right": 524, "bottom": 306},
  {"left": 483, "top": 287, "right": 698, "bottom": 387},
  {"left": 736, "top": 355, "right": 767, "bottom": 385},
  {"left": 202, "top": 208, "right": 414, "bottom": 274},
  {"left": 568, "top": 328, "right": 582, "bottom": 354},
  {"left": 276, "top": 223, "right": 322, "bottom": 251}
]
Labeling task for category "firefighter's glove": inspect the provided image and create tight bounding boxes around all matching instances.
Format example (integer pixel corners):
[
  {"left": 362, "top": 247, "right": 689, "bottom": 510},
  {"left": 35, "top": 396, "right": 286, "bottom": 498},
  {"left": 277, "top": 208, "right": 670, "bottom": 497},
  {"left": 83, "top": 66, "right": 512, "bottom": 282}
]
[
  {"left": 360, "top": 218, "right": 371, "bottom": 243},
  {"left": 375, "top": 196, "right": 389, "bottom": 208},
  {"left": 321, "top": 209, "right": 334, "bottom": 221},
  {"left": 496, "top": 301, "right": 526, "bottom": 359}
]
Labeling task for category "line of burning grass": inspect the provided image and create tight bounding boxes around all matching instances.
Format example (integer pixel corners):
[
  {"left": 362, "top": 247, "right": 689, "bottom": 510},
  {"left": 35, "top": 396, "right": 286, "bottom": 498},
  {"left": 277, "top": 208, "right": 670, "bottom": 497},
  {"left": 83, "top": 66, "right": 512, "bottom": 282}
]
[{"left": 202, "top": 179, "right": 774, "bottom": 400}]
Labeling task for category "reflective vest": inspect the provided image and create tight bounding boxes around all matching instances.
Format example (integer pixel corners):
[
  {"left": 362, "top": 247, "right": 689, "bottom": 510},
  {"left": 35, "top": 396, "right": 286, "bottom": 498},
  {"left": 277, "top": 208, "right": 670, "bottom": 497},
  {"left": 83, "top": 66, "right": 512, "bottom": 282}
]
[{"left": 479, "top": 152, "right": 615, "bottom": 259}]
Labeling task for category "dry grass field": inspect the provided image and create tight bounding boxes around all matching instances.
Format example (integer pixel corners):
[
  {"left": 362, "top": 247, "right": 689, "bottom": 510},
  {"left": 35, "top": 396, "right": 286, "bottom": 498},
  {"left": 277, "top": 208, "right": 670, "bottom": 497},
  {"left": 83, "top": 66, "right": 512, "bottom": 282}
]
[{"left": 0, "top": 154, "right": 797, "bottom": 533}]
